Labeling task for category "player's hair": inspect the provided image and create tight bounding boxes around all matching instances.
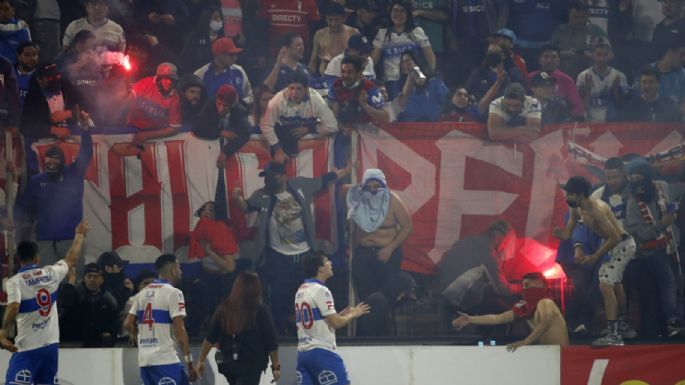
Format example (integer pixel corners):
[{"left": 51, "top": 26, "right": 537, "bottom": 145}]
[
  {"left": 17, "top": 241, "right": 39, "bottom": 262},
  {"left": 604, "top": 157, "right": 625, "bottom": 171},
  {"left": 16, "top": 41, "right": 39, "bottom": 56},
  {"left": 302, "top": 253, "right": 325, "bottom": 279},
  {"left": 213, "top": 271, "right": 263, "bottom": 334},
  {"left": 341, "top": 55, "right": 364, "bottom": 73},
  {"left": 522, "top": 272, "right": 547, "bottom": 286},
  {"left": 287, "top": 70, "right": 309, "bottom": 88},
  {"left": 155, "top": 253, "right": 177, "bottom": 272}
]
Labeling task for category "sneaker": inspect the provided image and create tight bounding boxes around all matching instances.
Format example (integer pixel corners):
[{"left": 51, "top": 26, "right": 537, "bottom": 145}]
[
  {"left": 619, "top": 320, "right": 637, "bottom": 339},
  {"left": 667, "top": 319, "right": 685, "bottom": 338},
  {"left": 592, "top": 333, "right": 624, "bottom": 347}
]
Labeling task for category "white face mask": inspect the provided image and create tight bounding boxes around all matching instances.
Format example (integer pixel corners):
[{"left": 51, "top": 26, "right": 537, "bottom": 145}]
[{"left": 209, "top": 20, "right": 223, "bottom": 32}]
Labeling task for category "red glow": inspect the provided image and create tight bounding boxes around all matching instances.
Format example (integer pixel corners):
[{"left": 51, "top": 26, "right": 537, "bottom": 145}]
[
  {"left": 543, "top": 264, "right": 565, "bottom": 278},
  {"left": 121, "top": 55, "right": 132, "bottom": 71}
]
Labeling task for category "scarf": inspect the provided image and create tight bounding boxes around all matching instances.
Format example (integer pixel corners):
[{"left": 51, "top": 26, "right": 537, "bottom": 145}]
[
  {"left": 347, "top": 169, "right": 391, "bottom": 233},
  {"left": 637, "top": 182, "right": 678, "bottom": 256},
  {"left": 511, "top": 287, "right": 552, "bottom": 319}
]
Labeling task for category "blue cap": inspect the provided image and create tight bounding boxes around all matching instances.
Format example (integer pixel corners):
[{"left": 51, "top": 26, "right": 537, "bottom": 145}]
[{"left": 494, "top": 28, "right": 516, "bottom": 44}]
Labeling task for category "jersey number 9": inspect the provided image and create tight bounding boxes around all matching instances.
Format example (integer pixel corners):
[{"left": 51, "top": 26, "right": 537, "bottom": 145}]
[{"left": 36, "top": 288, "right": 52, "bottom": 317}]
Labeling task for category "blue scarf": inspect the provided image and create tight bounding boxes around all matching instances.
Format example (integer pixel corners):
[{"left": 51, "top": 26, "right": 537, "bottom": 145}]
[{"left": 347, "top": 169, "right": 391, "bottom": 233}]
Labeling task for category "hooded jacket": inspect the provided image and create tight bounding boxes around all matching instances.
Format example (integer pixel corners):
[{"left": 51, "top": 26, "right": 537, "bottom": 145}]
[
  {"left": 193, "top": 98, "right": 251, "bottom": 157},
  {"left": 356, "top": 272, "right": 416, "bottom": 336},
  {"left": 177, "top": 74, "right": 208, "bottom": 126},
  {"left": 20, "top": 75, "right": 76, "bottom": 139}
]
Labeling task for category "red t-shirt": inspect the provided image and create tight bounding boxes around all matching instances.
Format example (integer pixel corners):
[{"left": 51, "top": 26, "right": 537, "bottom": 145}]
[
  {"left": 126, "top": 76, "right": 182, "bottom": 130},
  {"left": 189, "top": 218, "right": 238, "bottom": 260},
  {"left": 258, "top": 0, "right": 320, "bottom": 50},
  {"left": 329, "top": 78, "right": 384, "bottom": 124}
]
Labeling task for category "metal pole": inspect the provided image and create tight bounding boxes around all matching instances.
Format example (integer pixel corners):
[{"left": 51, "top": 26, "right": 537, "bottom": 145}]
[
  {"left": 347, "top": 130, "right": 359, "bottom": 337},
  {"left": 4, "top": 131, "right": 15, "bottom": 278}
]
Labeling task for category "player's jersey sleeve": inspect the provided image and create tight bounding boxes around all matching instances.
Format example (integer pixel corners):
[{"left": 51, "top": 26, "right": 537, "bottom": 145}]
[
  {"left": 45, "top": 260, "right": 69, "bottom": 282},
  {"left": 312, "top": 286, "right": 336, "bottom": 317},
  {"left": 5, "top": 278, "right": 21, "bottom": 305},
  {"left": 168, "top": 288, "right": 187, "bottom": 319}
]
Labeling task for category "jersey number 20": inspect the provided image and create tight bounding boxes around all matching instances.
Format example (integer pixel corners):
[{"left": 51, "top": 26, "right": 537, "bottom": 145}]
[{"left": 295, "top": 302, "right": 314, "bottom": 330}]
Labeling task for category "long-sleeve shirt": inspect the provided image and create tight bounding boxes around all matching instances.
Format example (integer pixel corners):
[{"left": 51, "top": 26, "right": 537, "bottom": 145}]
[
  {"left": 260, "top": 88, "right": 337, "bottom": 149},
  {"left": 528, "top": 69, "right": 586, "bottom": 118}
]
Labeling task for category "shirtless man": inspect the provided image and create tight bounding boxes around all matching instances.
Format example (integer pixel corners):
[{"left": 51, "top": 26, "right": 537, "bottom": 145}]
[
  {"left": 309, "top": 2, "right": 360, "bottom": 76},
  {"left": 562, "top": 176, "right": 636, "bottom": 346},
  {"left": 343, "top": 168, "right": 413, "bottom": 301},
  {"left": 452, "top": 272, "right": 569, "bottom": 350}
]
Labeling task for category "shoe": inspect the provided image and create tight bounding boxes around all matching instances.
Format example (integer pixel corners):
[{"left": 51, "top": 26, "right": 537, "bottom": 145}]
[
  {"left": 619, "top": 320, "right": 637, "bottom": 339},
  {"left": 592, "top": 333, "right": 624, "bottom": 347},
  {"left": 667, "top": 319, "right": 685, "bottom": 338}
]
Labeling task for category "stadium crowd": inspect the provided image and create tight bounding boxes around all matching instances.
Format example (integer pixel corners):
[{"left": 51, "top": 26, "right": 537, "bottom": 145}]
[{"left": 0, "top": 0, "right": 685, "bottom": 381}]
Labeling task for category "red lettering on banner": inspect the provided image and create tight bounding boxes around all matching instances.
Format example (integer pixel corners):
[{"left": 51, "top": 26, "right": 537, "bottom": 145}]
[
  {"left": 164, "top": 141, "right": 190, "bottom": 250},
  {"left": 108, "top": 143, "right": 162, "bottom": 250},
  {"left": 562, "top": 345, "right": 685, "bottom": 385}
]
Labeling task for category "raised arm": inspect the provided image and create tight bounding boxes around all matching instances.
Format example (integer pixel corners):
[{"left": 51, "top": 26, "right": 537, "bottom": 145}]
[{"left": 63, "top": 219, "right": 91, "bottom": 269}]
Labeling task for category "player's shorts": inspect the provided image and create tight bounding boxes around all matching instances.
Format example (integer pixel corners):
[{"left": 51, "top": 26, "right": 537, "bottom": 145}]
[
  {"left": 5, "top": 343, "right": 58, "bottom": 385},
  {"left": 296, "top": 348, "right": 350, "bottom": 385},
  {"left": 599, "top": 234, "right": 636, "bottom": 285},
  {"left": 140, "top": 362, "right": 189, "bottom": 385}
]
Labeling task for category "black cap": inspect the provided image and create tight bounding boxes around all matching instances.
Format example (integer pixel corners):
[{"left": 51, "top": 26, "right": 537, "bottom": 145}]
[
  {"left": 258, "top": 161, "right": 286, "bottom": 177},
  {"left": 325, "top": 1, "right": 346, "bottom": 16},
  {"left": 348, "top": 34, "right": 372, "bottom": 54},
  {"left": 155, "top": 253, "right": 177, "bottom": 271},
  {"left": 84, "top": 263, "right": 103, "bottom": 276},
  {"left": 561, "top": 176, "right": 591, "bottom": 196},
  {"left": 97, "top": 251, "right": 129, "bottom": 268},
  {"left": 530, "top": 71, "right": 557, "bottom": 87}
]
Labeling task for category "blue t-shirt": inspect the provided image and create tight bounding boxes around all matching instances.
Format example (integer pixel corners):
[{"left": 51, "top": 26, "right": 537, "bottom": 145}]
[
  {"left": 507, "top": 0, "right": 568, "bottom": 46},
  {"left": 15, "top": 67, "right": 33, "bottom": 107},
  {"left": 398, "top": 77, "right": 450, "bottom": 122}
]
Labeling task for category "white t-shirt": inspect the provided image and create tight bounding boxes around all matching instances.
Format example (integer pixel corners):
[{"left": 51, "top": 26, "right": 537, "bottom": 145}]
[
  {"left": 372, "top": 27, "right": 430, "bottom": 81},
  {"left": 324, "top": 53, "right": 376, "bottom": 80},
  {"left": 489, "top": 95, "right": 542, "bottom": 123},
  {"left": 269, "top": 191, "right": 310, "bottom": 255},
  {"left": 128, "top": 279, "right": 187, "bottom": 367},
  {"left": 295, "top": 279, "right": 337, "bottom": 352},
  {"left": 6, "top": 261, "right": 69, "bottom": 352},
  {"left": 576, "top": 67, "right": 627, "bottom": 122},
  {"left": 63, "top": 18, "right": 126, "bottom": 51}
]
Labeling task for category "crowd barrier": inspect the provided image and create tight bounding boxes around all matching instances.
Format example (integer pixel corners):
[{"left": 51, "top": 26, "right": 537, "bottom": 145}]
[
  {"left": 1, "top": 344, "right": 683, "bottom": 385},
  {"left": 1, "top": 122, "right": 684, "bottom": 281}
]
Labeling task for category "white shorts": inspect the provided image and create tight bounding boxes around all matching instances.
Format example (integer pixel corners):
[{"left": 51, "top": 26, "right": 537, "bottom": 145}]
[{"left": 598, "top": 235, "right": 636, "bottom": 285}]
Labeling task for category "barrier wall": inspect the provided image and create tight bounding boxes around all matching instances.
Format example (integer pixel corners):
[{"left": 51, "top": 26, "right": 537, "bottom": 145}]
[{"left": 0, "top": 345, "right": 561, "bottom": 385}]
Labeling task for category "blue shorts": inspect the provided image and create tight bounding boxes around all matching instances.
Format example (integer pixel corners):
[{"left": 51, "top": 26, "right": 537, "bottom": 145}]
[
  {"left": 5, "top": 343, "right": 58, "bottom": 385},
  {"left": 296, "top": 348, "right": 350, "bottom": 385},
  {"left": 140, "top": 363, "right": 189, "bottom": 385}
]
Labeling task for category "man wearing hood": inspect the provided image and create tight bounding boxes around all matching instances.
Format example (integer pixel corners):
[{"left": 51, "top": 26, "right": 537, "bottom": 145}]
[
  {"left": 96, "top": 251, "right": 133, "bottom": 312},
  {"left": 193, "top": 84, "right": 250, "bottom": 167},
  {"left": 343, "top": 168, "right": 413, "bottom": 302},
  {"left": 232, "top": 161, "right": 348, "bottom": 335},
  {"left": 14, "top": 108, "right": 94, "bottom": 267},
  {"left": 126, "top": 62, "right": 182, "bottom": 148},
  {"left": 356, "top": 271, "right": 416, "bottom": 336},
  {"left": 624, "top": 157, "right": 685, "bottom": 338},
  {"left": 561, "top": 175, "right": 636, "bottom": 346},
  {"left": 177, "top": 74, "right": 207, "bottom": 126},
  {"left": 453, "top": 272, "right": 569, "bottom": 350}
]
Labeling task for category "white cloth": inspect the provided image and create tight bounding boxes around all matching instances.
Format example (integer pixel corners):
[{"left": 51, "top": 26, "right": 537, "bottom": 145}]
[
  {"left": 269, "top": 191, "right": 310, "bottom": 255},
  {"left": 128, "top": 280, "right": 187, "bottom": 367},
  {"left": 488, "top": 95, "right": 542, "bottom": 123},
  {"left": 372, "top": 27, "right": 430, "bottom": 81},
  {"left": 63, "top": 18, "right": 126, "bottom": 51},
  {"left": 576, "top": 67, "right": 627, "bottom": 122},
  {"left": 295, "top": 279, "right": 338, "bottom": 352},
  {"left": 6, "top": 261, "right": 69, "bottom": 352},
  {"left": 346, "top": 169, "right": 391, "bottom": 233}
]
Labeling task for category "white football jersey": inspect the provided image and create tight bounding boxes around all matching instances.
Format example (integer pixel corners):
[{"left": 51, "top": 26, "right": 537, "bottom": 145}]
[
  {"left": 576, "top": 67, "right": 627, "bottom": 122},
  {"left": 6, "top": 261, "right": 69, "bottom": 352},
  {"left": 129, "top": 279, "right": 187, "bottom": 367},
  {"left": 295, "top": 279, "right": 337, "bottom": 352}
]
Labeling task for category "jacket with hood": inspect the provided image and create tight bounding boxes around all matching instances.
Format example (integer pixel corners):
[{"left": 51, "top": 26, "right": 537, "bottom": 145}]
[
  {"left": 178, "top": 74, "right": 207, "bottom": 126},
  {"left": 20, "top": 75, "right": 76, "bottom": 139},
  {"left": 356, "top": 272, "right": 416, "bottom": 337},
  {"left": 193, "top": 97, "right": 251, "bottom": 157}
]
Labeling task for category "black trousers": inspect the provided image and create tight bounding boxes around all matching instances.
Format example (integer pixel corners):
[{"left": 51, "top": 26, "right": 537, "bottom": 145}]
[{"left": 352, "top": 245, "right": 403, "bottom": 301}]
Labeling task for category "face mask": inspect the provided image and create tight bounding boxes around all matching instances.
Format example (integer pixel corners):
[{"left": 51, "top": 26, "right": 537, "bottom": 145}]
[
  {"left": 209, "top": 20, "right": 223, "bottom": 32},
  {"left": 363, "top": 186, "right": 385, "bottom": 197},
  {"left": 512, "top": 287, "right": 550, "bottom": 319},
  {"left": 566, "top": 199, "right": 580, "bottom": 208},
  {"left": 485, "top": 52, "right": 502, "bottom": 67}
]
